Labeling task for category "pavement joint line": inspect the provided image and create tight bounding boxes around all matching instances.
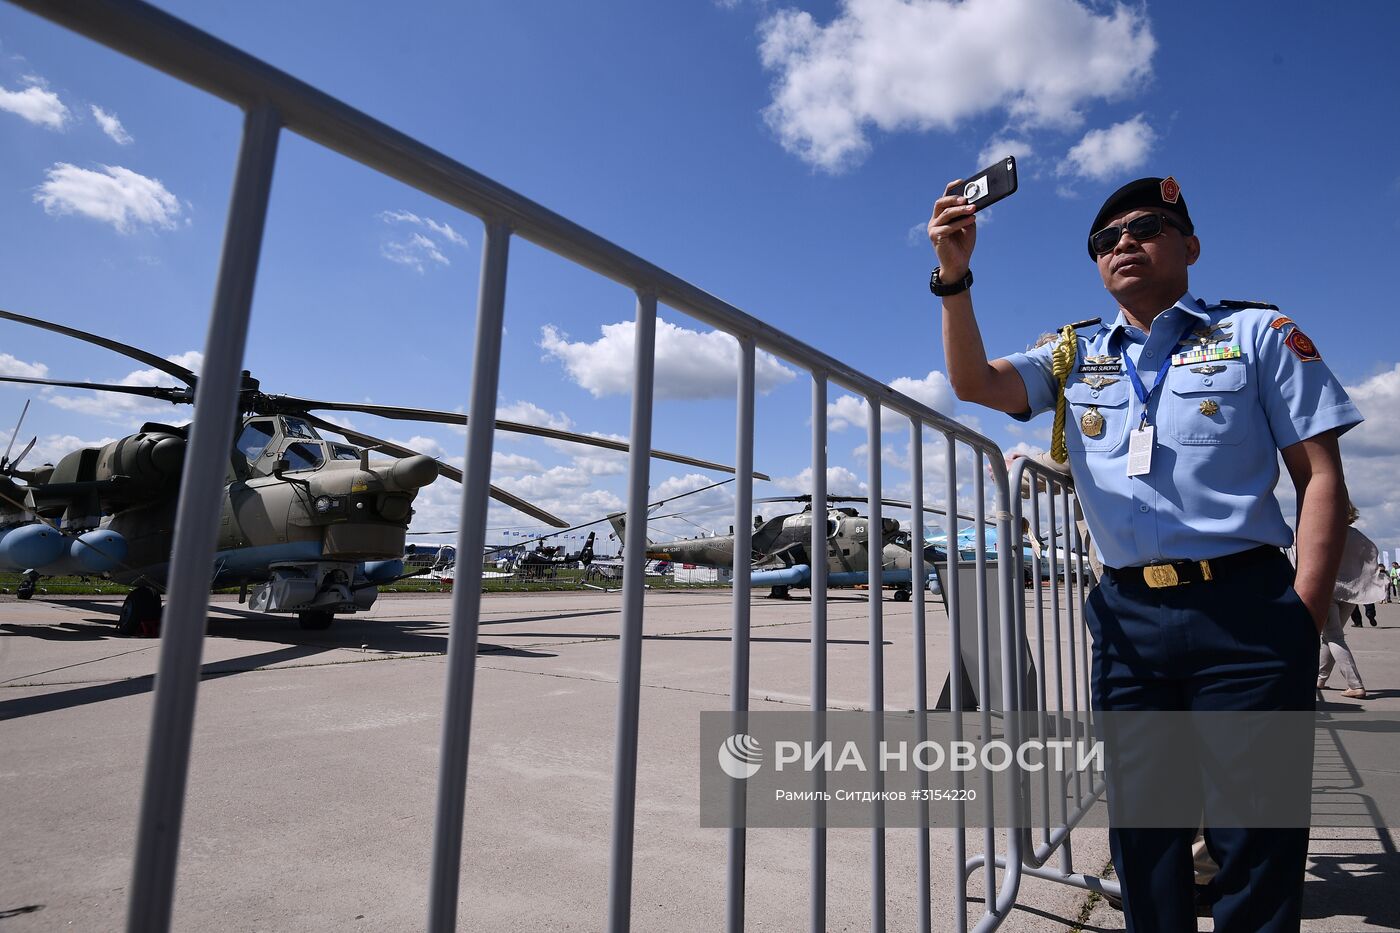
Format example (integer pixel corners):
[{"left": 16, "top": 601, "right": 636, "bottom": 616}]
[
  {"left": 0, "top": 643, "right": 158, "bottom": 686},
  {"left": 475, "top": 661, "right": 871, "bottom": 710},
  {"left": 1, "top": 609, "right": 910, "bottom": 691},
  {"left": 499, "top": 616, "right": 885, "bottom": 651},
  {"left": 0, "top": 650, "right": 447, "bottom": 689}
]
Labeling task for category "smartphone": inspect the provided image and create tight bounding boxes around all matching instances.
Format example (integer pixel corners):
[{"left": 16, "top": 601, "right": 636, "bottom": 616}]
[{"left": 960, "top": 155, "right": 1018, "bottom": 211}]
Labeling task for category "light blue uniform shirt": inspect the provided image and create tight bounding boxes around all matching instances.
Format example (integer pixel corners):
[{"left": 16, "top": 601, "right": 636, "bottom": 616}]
[{"left": 1006, "top": 292, "right": 1362, "bottom": 569}]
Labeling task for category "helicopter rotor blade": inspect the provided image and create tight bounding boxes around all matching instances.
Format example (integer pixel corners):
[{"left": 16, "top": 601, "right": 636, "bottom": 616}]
[
  {"left": 0, "top": 374, "right": 191, "bottom": 402},
  {"left": 410, "top": 477, "right": 738, "bottom": 554},
  {"left": 270, "top": 397, "right": 769, "bottom": 480},
  {"left": 478, "top": 478, "right": 737, "bottom": 554},
  {"left": 9, "top": 437, "right": 36, "bottom": 472},
  {"left": 3, "top": 399, "right": 29, "bottom": 467},
  {"left": 0, "top": 308, "right": 198, "bottom": 386},
  {"left": 299, "top": 412, "right": 570, "bottom": 528}
]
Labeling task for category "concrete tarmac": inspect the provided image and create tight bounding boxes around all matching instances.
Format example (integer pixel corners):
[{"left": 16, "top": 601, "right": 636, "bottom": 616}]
[{"left": 0, "top": 589, "right": 1395, "bottom": 931}]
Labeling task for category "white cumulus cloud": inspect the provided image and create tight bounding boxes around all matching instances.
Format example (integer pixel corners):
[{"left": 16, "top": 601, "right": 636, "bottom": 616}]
[
  {"left": 757, "top": 0, "right": 1155, "bottom": 171},
  {"left": 90, "top": 104, "right": 133, "bottom": 145},
  {"left": 1336, "top": 364, "right": 1400, "bottom": 546},
  {"left": 0, "top": 80, "right": 70, "bottom": 130},
  {"left": 770, "top": 465, "right": 868, "bottom": 497},
  {"left": 976, "top": 136, "right": 1034, "bottom": 172},
  {"left": 1058, "top": 114, "right": 1156, "bottom": 181},
  {"left": 34, "top": 163, "right": 182, "bottom": 233},
  {"left": 0, "top": 353, "right": 49, "bottom": 380},
  {"left": 540, "top": 318, "right": 797, "bottom": 400},
  {"left": 378, "top": 209, "right": 469, "bottom": 273},
  {"left": 45, "top": 350, "right": 202, "bottom": 421},
  {"left": 497, "top": 400, "right": 574, "bottom": 432},
  {"left": 828, "top": 371, "right": 957, "bottom": 432},
  {"left": 492, "top": 451, "right": 545, "bottom": 475}
]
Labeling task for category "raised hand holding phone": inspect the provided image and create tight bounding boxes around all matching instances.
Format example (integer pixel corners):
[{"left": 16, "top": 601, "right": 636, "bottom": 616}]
[{"left": 928, "top": 155, "right": 1017, "bottom": 282}]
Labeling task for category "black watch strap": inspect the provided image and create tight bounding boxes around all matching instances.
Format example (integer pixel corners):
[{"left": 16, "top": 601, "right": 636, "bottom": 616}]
[{"left": 930, "top": 267, "right": 973, "bottom": 297}]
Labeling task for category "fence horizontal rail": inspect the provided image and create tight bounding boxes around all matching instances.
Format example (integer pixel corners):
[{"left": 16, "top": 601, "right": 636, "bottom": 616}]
[
  {"left": 5, "top": 3, "right": 1111, "bottom": 932},
  {"left": 13, "top": 0, "right": 1001, "bottom": 457}
]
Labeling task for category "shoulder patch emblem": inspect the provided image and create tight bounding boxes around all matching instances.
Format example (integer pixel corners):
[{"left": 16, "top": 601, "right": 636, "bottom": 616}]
[
  {"left": 1285, "top": 328, "right": 1321, "bottom": 362},
  {"left": 1268, "top": 316, "right": 1295, "bottom": 331}
]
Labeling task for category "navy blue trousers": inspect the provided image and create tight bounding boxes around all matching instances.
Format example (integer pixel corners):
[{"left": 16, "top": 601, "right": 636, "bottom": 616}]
[{"left": 1085, "top": 549, "right": 1318, "bottom": 933}]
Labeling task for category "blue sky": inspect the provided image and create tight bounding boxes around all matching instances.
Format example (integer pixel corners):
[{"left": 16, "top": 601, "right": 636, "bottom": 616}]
[{"left": 3, "top": 0, "right": 1400, "bottom": 557}]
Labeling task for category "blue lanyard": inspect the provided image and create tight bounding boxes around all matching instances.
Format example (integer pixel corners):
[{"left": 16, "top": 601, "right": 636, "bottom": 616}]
[{"left": 1121, "top": 320, "right": 1199, "bottom": 426}]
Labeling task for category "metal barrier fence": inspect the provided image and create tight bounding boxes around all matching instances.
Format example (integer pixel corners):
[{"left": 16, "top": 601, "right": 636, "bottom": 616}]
[
  {"left": 998, "top": 457, "right": 1121, "bottom": 906},
  {"left": 10, "top": 2, "right": 1107, "bottom": 930}
]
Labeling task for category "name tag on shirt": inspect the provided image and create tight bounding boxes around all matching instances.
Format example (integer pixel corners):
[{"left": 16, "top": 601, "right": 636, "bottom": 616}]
[
  {"left": 1127, "top": 425, "right": 1154, "bottom": 476},
  {"left": 1172, "top": 343, "right": 1242, "bottom": 367}
]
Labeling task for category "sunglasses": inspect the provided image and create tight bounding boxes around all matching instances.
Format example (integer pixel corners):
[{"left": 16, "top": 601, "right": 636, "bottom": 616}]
[{"left": 1089, "top": 213, "right": 1191, "bottom": 256}]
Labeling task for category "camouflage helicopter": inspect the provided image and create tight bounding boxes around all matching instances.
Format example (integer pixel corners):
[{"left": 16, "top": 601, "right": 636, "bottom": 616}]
[
  {"left": 0, "top": 308, "right": 753, "bottom": 635},
  {"left": 611, "top": 495, "right": 950, "bottom": 601}
]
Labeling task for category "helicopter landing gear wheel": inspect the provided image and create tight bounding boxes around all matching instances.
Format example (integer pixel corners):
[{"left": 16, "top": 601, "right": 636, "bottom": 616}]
[
  {"left": 16, "top": 571, "right": 37, "bottom": 600},
  {"left": 893, "top": 588, "right": 911, "bottom": 602},
  {"left": 117, "top": 587, "right": 162, "bottom": 637},
  {"left": 297, "top": 610, "right": 334, "bottom": 631}
]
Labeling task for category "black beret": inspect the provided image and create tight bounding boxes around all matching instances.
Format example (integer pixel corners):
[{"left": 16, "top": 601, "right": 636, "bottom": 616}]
[{"left": 1087, "top": 176, "right": 1194, "bottom": 259}]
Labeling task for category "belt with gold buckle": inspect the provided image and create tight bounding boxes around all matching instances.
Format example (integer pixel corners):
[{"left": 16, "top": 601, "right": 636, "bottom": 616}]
[{"left": 1109, "top": 546, "right": 1279, "bottom": 589}]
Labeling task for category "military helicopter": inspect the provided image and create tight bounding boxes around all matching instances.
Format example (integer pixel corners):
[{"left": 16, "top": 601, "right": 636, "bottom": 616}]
[
  {"left": 611, "top": 495, "right": 951, "bottom": 601},
  {"left": 0, "top": 308, "right": 757, "bottom": 635},
  {"left": 515, "top": 532, "right": 596, "bottom": 579}
]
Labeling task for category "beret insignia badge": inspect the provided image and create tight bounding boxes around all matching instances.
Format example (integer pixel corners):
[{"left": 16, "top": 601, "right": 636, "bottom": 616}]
[{"left": 1160, "top": 176, "right": 1181, "bottom": 204}]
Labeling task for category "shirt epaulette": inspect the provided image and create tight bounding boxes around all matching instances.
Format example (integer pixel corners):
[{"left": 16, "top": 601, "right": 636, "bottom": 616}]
[
  {"left": 1062, "top": 317, "right": 1103, "bottom": 331},
  {"left": 1216, "top": 299, "right": 1280, "bottom": 311}
]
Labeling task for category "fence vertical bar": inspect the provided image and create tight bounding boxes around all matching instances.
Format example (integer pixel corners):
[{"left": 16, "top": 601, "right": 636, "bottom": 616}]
[
  {"left": 1073, "top": 500, "right": 1093, "bottom": 748},
  {"left": 1029, "top": 479, "right": 1051, "bottom": 853},
  {"left": 972, "top": 451, "right": 996, "bottom": 914},
  {"left": 908, "top": 420, "right": 931, "bottom": 933},
  {"left": 1045, "top": 487, "right": 1070, "bottom": 842},
  {"left": 809, "top": 372, "right": 828, "bottom": 933},
  {"left": 125, "top": 102, "right": 281, "bottom": 933},
  {"left": 1060, "top": 484, "right": 1083, "bottom": 809},
  {"left": 865, "top": 398, "right": 885, "bottom": 932},
  {"left": 606, "top": 291, "right": 658, "bottom": 933},
  {"left": 946, "top": 434, "right": 966, "bottom": 932},
  {"left": 427, "top": 218, "right": 513, "bottom": 933},
  {"left": 726, "top": 337, "right": 756, "bottom": 933}
]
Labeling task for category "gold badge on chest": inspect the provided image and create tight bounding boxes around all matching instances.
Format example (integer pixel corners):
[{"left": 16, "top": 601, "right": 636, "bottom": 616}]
[
  {"left": 1081, "top": 406, "right": 1105, "bottom": 438},
  {"left": 1200, "top": 399, "right": 1220, "bottom": 416}
]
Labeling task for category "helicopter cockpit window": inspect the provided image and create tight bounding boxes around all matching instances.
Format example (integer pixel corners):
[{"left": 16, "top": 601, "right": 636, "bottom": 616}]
[
  {"left": 282, "top": 417, "right": 316, "bottom": 440},
  {"left": 827, "top": 518, "right": 839, "bottom": 538},
  {"left": 282, "top": 442, "right": 325, "bottom": 472},
  {"left": 236, "top": 420, "right": 276, "bottom": 460},
  {"left": 331, "top": 445, "right": 360, "bottom": 461}
]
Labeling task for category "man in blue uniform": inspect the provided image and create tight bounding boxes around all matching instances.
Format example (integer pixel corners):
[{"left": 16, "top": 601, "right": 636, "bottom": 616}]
[{"left": 927, "top": 176, "right": 1361, "bottom": 931}]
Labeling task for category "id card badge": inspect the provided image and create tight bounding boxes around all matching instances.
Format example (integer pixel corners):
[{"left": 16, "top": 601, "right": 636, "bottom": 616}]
[{"left": 1127, "top": 424, "right": 1155, "bottom": 476}]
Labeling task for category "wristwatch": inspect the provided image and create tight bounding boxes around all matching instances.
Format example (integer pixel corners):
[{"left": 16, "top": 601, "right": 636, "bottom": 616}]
[{"left": 929, "top": 266, "right": 973, "bottom": 297}]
